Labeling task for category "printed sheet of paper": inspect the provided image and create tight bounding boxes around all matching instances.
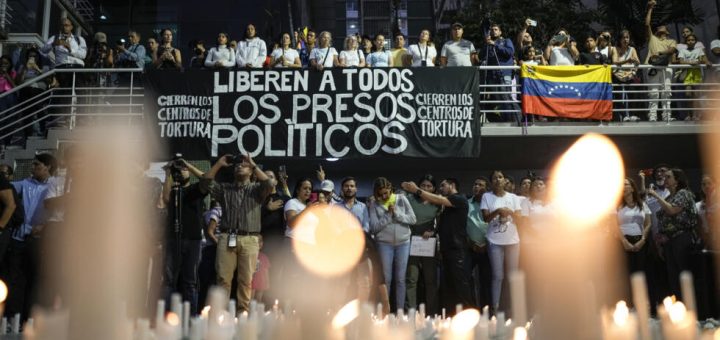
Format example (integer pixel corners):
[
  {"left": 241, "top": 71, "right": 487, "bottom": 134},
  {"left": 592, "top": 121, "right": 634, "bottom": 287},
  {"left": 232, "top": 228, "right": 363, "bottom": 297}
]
[{"left": 410, "top": 236, "right": 436, "bottom": 257}]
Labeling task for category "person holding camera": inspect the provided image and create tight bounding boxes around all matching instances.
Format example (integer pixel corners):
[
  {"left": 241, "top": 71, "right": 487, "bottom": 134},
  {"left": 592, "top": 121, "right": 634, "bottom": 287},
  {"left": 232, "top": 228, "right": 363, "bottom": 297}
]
[
  {"left": 545, "top": 28, "right": 579, "bottom": 66},
  {"left": 516, "top": 18, "right": 537, "bottom": 58},
  {"left": 116, "top": 31, "right": 146, "bottom": 69},
  {"left": 200, "top": 154, "right": 272, "bottom": 313},
  {"left": 41, "top": 18, "right": 87, "bottom": 69},
  {"left": 153, "top": 28, "right": 182, "bottom": 70},
  {"left": 161, "top": 157, "right": 207, "bottom": 315},
  {"left": 480, "top": 24, "right": 521, "bottom": 124}
]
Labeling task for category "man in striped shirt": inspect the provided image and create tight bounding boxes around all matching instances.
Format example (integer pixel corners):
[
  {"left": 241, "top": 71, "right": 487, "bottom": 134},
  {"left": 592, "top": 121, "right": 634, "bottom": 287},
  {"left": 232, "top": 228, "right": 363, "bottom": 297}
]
[{"left": 201, "top": 154, "right": 272, "bottom": 312}]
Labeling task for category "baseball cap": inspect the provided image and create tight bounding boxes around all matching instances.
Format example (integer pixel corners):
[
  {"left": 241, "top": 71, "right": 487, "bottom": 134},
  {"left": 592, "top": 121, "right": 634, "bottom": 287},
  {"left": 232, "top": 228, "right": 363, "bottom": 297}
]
[
  {"left": 320, "top": 180, "right": 334, "bottom": 193},
  {"left": 94, "top": 32, "right": 107, "bottom": 43},
  {"left": 451, "top": 22, "right": 464, "bottom": 29},
  {"left": 710, "top": 40, "right": 720, "bottom": 50}
]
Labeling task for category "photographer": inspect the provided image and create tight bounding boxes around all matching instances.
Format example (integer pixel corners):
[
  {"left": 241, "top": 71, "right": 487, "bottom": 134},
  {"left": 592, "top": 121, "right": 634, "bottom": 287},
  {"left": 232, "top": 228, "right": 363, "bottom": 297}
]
[
  {"left": 116, "top": 31, "right": 147, "bottom": 69},
  {"left": 161, "top": 156, "right": 206, "bottom": 315},
  {"left": 480, "top": 24, "right": 521, "bottom": 124},
  {"left": 545, "top": 28, "right": 579, "bottom": 65},
  {"left": 40, "top": 18, "right": 87, "bottom": 69},
  {"left": 200, "top": 154, "right": 272, "bottom": 313},
  {"left": 188, "top": 40, "right": 206, "bottom": 69}
]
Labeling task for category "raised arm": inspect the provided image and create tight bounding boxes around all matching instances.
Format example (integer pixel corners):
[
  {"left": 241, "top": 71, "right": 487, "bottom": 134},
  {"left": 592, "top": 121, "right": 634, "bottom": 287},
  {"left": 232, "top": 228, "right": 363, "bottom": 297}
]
[{"left": 400, "top": 181, "right": 453, "bottom": 207}]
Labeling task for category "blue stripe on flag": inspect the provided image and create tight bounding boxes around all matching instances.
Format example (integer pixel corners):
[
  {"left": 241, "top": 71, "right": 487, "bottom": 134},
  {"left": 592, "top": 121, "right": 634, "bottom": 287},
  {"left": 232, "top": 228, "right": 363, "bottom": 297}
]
[{"left": 521, "top": 78, "right": 612, "bottom": 101}]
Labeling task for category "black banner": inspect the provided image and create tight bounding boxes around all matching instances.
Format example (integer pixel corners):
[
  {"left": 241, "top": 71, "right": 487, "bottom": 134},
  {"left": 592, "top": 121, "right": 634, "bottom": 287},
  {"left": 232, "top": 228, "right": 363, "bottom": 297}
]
[{"left": 144, "top": 67, "right": 480, "bottom": 159}]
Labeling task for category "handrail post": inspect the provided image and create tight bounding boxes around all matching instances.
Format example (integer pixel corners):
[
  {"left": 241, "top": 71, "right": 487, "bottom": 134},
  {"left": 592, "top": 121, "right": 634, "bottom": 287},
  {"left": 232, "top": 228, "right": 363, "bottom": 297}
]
[
  {"left": 70, "top": 70, "right": 77, "bottom": 130},
  {"left": 129, "top": 71, "right": 134, "bottom": 126}
]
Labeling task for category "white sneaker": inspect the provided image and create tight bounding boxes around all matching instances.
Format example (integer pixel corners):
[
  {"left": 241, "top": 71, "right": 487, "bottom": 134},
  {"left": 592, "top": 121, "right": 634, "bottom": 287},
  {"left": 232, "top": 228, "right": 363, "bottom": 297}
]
[
  {"left": 623, "top": 116, "right": 631, "bottom": 122},
  {"left": 629, "top": 116, "right": 640, "bottom": 122},
  {"left": 648, "top": 114, "right": 657, "bottom": 121}
]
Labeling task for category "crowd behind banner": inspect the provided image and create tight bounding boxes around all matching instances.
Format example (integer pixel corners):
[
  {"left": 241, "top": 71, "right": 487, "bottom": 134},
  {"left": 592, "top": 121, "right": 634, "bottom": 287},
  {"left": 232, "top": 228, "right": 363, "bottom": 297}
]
[
  {"left": 2, "top": 0, "right": 720, "bottom": 151},
  {"left": 0, "top": 152, "right": 718, "bottom": 324}
]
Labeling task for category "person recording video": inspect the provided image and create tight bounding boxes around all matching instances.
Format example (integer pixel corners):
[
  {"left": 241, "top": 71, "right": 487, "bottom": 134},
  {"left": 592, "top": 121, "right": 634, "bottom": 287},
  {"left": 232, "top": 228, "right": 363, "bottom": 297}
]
[
  {"left": 161, "top": 155, "right": 206, "bottom": 315},
  {"left": 480, "top": 23, "right": 521, "bottom": 124}
]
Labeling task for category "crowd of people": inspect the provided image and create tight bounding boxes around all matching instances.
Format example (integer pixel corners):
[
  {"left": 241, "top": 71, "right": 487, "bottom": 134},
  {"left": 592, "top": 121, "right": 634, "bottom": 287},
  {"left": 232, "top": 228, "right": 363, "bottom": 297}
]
[
  {"left": 1, "top": 0, "right": 719, "bottom": 150},
  {"left": 0, "top": 152, "right": 716, "bottom": 324}
]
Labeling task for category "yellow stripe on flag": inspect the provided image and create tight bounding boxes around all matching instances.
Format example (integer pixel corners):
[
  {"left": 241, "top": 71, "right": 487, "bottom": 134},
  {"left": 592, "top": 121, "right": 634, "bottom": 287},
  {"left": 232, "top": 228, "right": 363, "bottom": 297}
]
[{"left": 521, "top": 65, "right": 612, "bottom": 84}]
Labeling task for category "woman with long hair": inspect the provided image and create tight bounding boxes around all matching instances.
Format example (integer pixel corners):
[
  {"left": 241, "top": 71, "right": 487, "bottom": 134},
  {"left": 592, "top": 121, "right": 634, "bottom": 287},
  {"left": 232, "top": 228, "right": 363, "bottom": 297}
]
[
  {"left": 284, "top": 177, "right": 313, "bottom": 239},
  {"left": 481, "top": 170, "right": 521, "bottom": 312},
  {"left": 204, "top": 32, "right": 236, "bottom": 69},
  {"left": 270, "top": 32, "right": 301, "bottom": 69},
  {"left": 612, "top": 29, "right": 641, "bottom": 121},
  {"left": 368, "top": 177, "right": 416, "bottom": 312},
  {"left": 617, "top": 177, "right": 652, "bottom": 274},
  {"left": 366, "top": 33, "right": 392, "bottom": 67},
  {"left": 153, "top": 28, "right": 182, "bottom": 69}
]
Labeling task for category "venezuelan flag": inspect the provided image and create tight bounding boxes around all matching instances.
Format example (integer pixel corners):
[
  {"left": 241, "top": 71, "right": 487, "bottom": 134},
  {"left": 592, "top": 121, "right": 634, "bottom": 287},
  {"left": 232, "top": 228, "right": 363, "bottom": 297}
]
[{"left": 521, "top": 65, "right": 613, "bottom": 120}]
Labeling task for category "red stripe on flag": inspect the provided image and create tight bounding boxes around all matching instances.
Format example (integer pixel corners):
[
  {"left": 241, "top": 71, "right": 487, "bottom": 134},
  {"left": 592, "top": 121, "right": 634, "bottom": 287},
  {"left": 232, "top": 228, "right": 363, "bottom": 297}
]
[{"left": 521, "top": 95, "right": 613, "bottom": 120}]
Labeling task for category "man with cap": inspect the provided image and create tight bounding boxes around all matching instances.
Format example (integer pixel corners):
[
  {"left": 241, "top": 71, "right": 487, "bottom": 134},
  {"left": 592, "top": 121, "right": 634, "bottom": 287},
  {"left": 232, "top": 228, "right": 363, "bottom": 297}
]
[
  {"left": 320, "top": 180, "right": 335, "bottom": 200},
  {"left": 644, "top": 0, "right": 677, "bottom": 122},
  {"left": 440, "top": 22, "right": 478, "bottom": 67}
]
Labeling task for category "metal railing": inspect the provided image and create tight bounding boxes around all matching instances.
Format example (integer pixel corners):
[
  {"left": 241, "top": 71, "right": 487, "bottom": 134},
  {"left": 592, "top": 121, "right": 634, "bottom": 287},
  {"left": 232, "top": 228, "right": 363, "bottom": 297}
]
[{"left": 0, "top": 68, "right": 144, "bottom": 143}]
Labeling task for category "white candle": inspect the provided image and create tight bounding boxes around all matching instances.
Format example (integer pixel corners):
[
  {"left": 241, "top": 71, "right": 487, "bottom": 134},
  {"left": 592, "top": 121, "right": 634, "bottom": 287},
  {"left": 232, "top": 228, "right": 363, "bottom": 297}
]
[
  {"left": 170, "top": 293, "right": 182, "bottom": 317},
  {"left": 444, "top": 308, "right": 479, "bottom": 340},
  {"left": 680, "top": 271, "right": 697, "bottom": 314},
  {"left": 509, "top": 270, "right": 528, "bottom": 327},
  {"left": 601, "top": 301, "right": 638, "bottom": 340},
  {"left": 228, "top": 299, "right": 237, "bottom": 318},
  {"left": 11, "top": 313, "right": 19, "bottom": 334},
  {"left": 189, "top": 318, "right": 202, "bottom": 340},
  {"left": 182, "top": 301, "right": 190, "bottom": 337},
  {"left": 660, "top": 298, "right": 697, "bottom": 340},
  {"left": 419, "top": 303, "right": 426, "bottom": 318},
  {"left": 1, "top": 317, "right": 6, "bottom": 335},
  {"left": 456, "top": 304, "right": 463, "bottom": 315},
  {"left": 156, "top": 300, "right": 165, "bottom": 328},
  {"left": 631, "top": 272, "right": 651, "bottom": 340}
]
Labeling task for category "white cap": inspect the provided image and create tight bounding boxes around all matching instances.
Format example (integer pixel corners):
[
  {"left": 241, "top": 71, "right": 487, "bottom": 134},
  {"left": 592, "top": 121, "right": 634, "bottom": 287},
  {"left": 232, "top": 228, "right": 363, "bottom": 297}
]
[
  {"left": 320, "top": 180, "right": 334, "bottom": 193},
  {"left": 711, "top": 39, "right": 720, "bottom": 50}
]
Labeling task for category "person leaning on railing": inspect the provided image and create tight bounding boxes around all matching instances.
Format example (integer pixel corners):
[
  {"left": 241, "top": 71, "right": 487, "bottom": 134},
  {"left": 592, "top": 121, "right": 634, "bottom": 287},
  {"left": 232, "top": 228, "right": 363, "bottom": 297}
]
[
  {"left": 673, "top": 33, "right": 711, "bottom": 121},
  {"left": 611, "top": 29, "right": 641, "bottom": 122},
  {"left": 338, "top": 35, "right": 366, "bottom": 67},
  {"left": 270, "top": 32, "right": 302, "bottom": 69},
  {"left": 204, "top": 33, "right": 236, "bottom": 69},
  {"left": 16, "top": 48, "right": 54, "bottom": 138}
]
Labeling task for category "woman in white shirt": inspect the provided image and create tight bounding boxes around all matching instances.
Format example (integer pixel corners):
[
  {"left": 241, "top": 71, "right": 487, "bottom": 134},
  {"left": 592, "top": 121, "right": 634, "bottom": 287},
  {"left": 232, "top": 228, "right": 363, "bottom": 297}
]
[
  {"left": 617, "top": 178, "right": 651, "bottom": 275},
  {"left": 271, "top": 32, "right": 301, "bottom": 68},
  {"left": 284, "top": 178, "right": 313, "bottom": 239},
  {"left": 408, "top": 29, "right": 437, "bottom": 67},
  {"left": 204, "top": 32, "right": 236, "bottom": 69},
  {"left": 310, "top": 31, "right": 339, "bottom": 70},
  {"left": 338, "top": 35, "right": 365, "bottom": 67},
  {"left": 480, "top": 170, "right": 522, "bottom": 312},
  {"left": 545, "top": 29, "right": 578, "bottom": 66}
]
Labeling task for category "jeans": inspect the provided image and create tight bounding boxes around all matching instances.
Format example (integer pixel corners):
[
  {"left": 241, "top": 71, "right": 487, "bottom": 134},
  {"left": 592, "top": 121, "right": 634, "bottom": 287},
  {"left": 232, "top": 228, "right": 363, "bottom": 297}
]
[
  {"left": 406, "top": 255, "right": 438, "bottom": 314},
  {"left": 646, "top": 68, "right": 673, "bottom": 120},
  {"left": 491, "top": 73, "right": 522, "bottom": 124},
  {"left": 216, "top": 234, "right": 259, "bottom": 313},
  {"left": 163, "top": 239, "right": 202, "bottom": 315},
  {"left": 376, "top": 241, "right": 411, "bottom": 311},
  {"left": 488, "top": 242, "right": 520, "bottom": 307}
]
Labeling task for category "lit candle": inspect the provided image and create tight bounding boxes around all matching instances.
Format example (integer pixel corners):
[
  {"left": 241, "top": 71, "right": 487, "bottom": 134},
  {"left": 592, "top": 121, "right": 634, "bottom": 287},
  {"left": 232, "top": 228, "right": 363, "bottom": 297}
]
[
  {"left": 601, "top": 301, "right": 638, "bottom": 340},
  {"left": 155, "top": 300, "right": 165, "bottom": 329},
  {"left": 0, "top": 280, "right": 7, "bottom": 318},
  {"left": 631, "top": 273, "right": 651, "bottom": 340},
  {"left": 228, "top": 299, "right": 237, "bottom": 318},
  {"left": 330, "top": 300, "right": 359, "bottom": 340},
  {"left": 170, "top": 293, "right": 182, "bottom": 318},
  {"left": 513, "top": 326, "right": 528, "bottom": 340},
  {"left": 680, "top": 271, "right": 697, "bottom": 314},
  {"left": 509, "top": 270, "right": 527, "bottom": 327},
  {"left": 659, "top": 298, "right": 697, "bottom": 340},
  {"left": 443, "top": 308, "right": 479, "bottom": 340},
  {"left": 156, "top": 312, "right": 181, "bottom": 340}
]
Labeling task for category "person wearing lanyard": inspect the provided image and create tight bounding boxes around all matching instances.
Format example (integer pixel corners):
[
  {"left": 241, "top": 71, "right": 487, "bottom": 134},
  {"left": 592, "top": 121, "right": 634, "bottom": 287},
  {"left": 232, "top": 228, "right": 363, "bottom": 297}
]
[
  {"left": 200, "top": 154, "right": 272, "bottom": 313},
  {"left": 409, "top": 29, "right": 437, "bottom": 67}
]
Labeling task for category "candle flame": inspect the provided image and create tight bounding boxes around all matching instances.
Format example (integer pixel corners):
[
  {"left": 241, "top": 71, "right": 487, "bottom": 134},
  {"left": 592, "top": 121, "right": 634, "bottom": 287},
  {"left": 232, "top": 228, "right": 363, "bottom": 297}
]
[
  {"left": 201, "top": 306, "right": 210, "bottom": 318},
  {"left": 218, "top": 313, "right": 225, "bottom": 325},
  {"left": 662, "top": 296, "right": 676, "bottom": 311},
  {"left": 714, "top": 328, "right": 720, "bottom": 340},
  {"left": 513, "top": 327, "right": 528, "bottom": 340},
  {"left": 450, "top": 309, "right": 480, "bottom": 334},
  {"left": 668, "top": 301, "right": 687, "bottom": 324},
  {"left": 613, "top": 301, "right": 629, "bottom": 326},
  {"left": 292, "top": 205, "right": 365, "bottom": 277},
  {"left": 548, "top": 133, "right": 624, "bottom": 228},
  {"left": 0, "top": 280, "right": 7, "bottom": 303},
  {"left": 166, "top": 312, "right": 180, "bottom": 326},
  {"left": 332, "top": 299, "right": 360, "bottom": 329}
]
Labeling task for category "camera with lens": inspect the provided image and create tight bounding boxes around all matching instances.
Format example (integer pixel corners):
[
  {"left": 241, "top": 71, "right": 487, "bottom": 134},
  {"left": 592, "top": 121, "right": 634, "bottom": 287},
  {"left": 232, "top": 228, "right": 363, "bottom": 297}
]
[
  {"left": 166, "top": 153, "right": 187, "bottom": 183},
  {"left": 225, "top": 154, "right": 245, "bottom": 165}
]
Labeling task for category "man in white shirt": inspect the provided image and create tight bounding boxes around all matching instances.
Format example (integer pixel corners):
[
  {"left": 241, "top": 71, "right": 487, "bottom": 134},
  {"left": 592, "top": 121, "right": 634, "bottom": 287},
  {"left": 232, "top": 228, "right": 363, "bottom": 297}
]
[
  {"left": 236, "top": 24, "right": 267, "bottom": 68},
  {"left": 41, "top": 18, "right": 87, "bottom": 68},
  {"left": 440, "top": 22, "right": 478, "bottom": 67}
]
